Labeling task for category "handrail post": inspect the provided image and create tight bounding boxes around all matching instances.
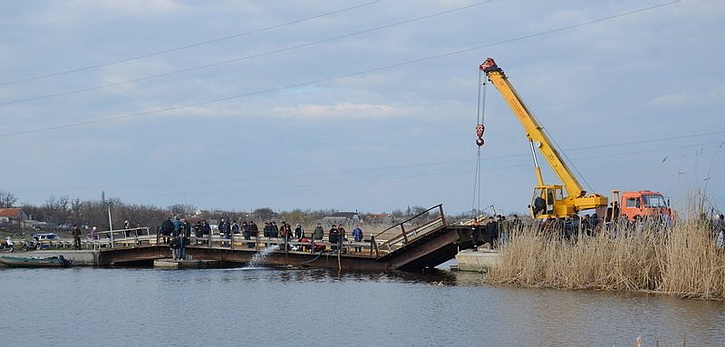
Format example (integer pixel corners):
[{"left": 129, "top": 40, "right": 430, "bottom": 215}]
[{"left": 439, "top": 204, "right": 446, "bottom": 226}]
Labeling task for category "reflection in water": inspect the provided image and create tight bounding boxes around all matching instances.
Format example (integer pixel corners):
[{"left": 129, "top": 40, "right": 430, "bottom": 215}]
[{"left": 1, "top": 266, "right": 723, "bottom": 346}]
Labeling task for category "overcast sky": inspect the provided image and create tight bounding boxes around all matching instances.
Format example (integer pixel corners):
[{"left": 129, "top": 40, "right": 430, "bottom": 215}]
[{"left": 0, "top": 0, "right": 723, "bottom": 217}]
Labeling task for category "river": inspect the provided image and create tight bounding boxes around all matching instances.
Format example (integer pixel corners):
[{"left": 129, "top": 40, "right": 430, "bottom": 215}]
[{"left": 1, "top": 266, "right": 723, "bottom": 346}]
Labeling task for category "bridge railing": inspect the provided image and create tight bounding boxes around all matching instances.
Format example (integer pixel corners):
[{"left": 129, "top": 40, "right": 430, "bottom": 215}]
[
  {"left": 183, "top": 233, "right": 375, "bottom": 256},
  {"left": 91, "top": 206, "right": 448, "bottom": 258},
  {"left": 87, "top": 227, "right": 155, "bottom": 249},
  {"left": 373, "top": 204, "right": 446, "bottom": 254}
]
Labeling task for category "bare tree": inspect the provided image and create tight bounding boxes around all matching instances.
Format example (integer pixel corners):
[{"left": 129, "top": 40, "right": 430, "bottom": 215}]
[
  {"left": 252, "top": 207, "right": 276, "bottom": 222},
  {"left": 0, "top": 189, "right": 18, "bottom": 208},
  {"left": 279, "top": 209, "right": 312, "bottom": 225},
  {"left": 168, "top": 204, "right": 197, "bottom": 218}
]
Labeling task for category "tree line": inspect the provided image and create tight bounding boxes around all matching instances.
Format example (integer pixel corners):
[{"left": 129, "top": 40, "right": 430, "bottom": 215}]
[{"left": 0, "top": 189, "right": 448, "bottom": 233}]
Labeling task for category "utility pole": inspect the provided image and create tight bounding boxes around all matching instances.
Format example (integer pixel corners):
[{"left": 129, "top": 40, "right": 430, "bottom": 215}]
[{"left": 107, "top": 201, "right": 113, "bottom": 231}]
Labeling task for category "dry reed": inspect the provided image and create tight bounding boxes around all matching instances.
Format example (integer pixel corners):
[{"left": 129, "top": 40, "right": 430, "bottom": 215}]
[{"left": 486, "top": 216, "right": 725, "bottom": 300}]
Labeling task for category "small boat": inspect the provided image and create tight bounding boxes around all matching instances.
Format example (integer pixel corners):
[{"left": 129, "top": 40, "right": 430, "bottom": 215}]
[{"left": 0, "top": 255, "right": 72, "bottom": 268}]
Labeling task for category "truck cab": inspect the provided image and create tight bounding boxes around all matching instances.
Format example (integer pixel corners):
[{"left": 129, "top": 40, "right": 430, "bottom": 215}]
[{"left": 616, "top": 190, "right": 672, "bottom": 221}]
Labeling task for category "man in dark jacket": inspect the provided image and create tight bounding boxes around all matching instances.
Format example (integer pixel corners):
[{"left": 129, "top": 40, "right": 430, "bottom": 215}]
[
  {"left": 482, "top": 216, "right": 499, "bottom": 250},
  {"left": 161, "top": 217, "right": 174, "bottom": 244},
  {"left": 71, "top": 225, "right": 82, "bottom": 250}
]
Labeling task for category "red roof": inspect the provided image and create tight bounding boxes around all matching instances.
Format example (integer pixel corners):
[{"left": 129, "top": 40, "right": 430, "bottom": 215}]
[{"left": 0, "top": 208, "right": 23, "bottom": 218}]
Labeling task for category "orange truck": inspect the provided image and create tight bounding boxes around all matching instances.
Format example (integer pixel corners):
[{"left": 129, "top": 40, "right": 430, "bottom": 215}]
[{"left": 609, "top": 190, "right": 673, "bottom": 222}]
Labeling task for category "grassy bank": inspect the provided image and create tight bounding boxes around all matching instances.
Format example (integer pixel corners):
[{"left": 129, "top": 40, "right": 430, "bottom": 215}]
[{"left": 486, "top": 217, "right": 725, "bottom": 300}]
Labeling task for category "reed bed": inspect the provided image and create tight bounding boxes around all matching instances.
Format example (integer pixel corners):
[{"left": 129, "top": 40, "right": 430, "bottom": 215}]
[{"left": 486, "top": 217, "right": 725, "bottom": 300}]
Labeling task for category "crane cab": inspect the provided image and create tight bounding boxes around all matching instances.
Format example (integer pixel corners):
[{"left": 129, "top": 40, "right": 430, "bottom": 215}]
[{"left": 530, "top": 185, "right": 576, "bottom": 219}]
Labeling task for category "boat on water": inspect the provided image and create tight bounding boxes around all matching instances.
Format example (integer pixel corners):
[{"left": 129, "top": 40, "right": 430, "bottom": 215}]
[{"left": 0, "top": 255, "right": 72, "bottom": 268}]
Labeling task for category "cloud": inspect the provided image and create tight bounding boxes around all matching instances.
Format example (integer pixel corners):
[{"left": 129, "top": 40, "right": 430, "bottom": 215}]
[
  {"left": 648, "top": 93, "right": 689, "bottom": 108},
  {"left": 69, "top": 0, "right": 189, "bottom": 16},
  {"left": 271, "top": 102, "right": 416, "bottom": 120},
  {"left": 97, "top": 60, "right": 175, "bottom": 95}
]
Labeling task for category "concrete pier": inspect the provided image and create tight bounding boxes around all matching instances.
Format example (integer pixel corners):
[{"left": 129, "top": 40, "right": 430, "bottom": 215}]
[{"left": 454, "top": 249, "right": 500, "bottom": 272}]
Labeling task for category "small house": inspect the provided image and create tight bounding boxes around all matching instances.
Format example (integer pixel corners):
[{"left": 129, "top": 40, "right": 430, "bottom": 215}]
[{"left": 0, "top": 208, "right": 29, "bottom": 226}]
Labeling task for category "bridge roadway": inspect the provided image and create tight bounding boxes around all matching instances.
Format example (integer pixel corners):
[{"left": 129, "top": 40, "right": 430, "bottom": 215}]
[
  {"left": 98, "top": 227, "right": 474, "bottom": 271},
  {"left": 92, "top": 205, "right": 476, "bottom": 271}
]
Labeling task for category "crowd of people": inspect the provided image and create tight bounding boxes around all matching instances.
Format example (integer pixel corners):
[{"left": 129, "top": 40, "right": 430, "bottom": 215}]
[
  {"left": 156, "top": 216, "right": 369, "bottom": 255},
  {"left": 535, "top": 212, "right": 679, "bottom": 240},
  {"left": 152, "top": 210, "right": 725, "bottom": 260},
  {"left": 470, "top": 215, "right": 522, "bottom": 250}
]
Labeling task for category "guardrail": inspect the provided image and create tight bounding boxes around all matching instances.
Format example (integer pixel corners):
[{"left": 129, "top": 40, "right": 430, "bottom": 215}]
[
  {"left": 90, "top": 205, "right": 449, "bottom": 259},
  {"left": 372, "top": 204, "right": 446, "bottom": 254},
  {"left": 87, "top": 227, "right": 155, "bottom": 249},
  {"left": 89, "top": 227, "right": 378, "bottom": 256}
]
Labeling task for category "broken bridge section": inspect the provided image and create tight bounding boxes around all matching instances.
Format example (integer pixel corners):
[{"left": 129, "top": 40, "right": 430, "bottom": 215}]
[{"left": 371, "top": 204, "right": 475, "bottom": 270}]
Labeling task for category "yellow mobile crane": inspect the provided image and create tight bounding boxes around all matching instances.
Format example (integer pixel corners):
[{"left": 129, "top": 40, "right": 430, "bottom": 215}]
[{"left": 479, "top": 58, "right": 608, "bottom": 219}]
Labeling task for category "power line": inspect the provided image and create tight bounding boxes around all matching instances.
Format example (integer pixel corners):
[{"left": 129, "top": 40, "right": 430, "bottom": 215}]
[
  {"left": 0, "top": 0, "right": 680, "bottom": 138},
  {"left": 0, "top": 1, "right": 381, "bottom": 87},
  {"left": 0, "top": 1, "right": 492, "bottom": 107}
]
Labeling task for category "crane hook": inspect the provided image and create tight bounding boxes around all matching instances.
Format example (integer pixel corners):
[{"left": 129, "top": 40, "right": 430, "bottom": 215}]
[{"left": 475, "top": 124, "right": 485, "bottom": 146}]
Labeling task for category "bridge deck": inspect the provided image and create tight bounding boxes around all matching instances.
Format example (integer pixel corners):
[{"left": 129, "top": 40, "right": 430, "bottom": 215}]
[{"left": 92, "top": 205, "right": 475, "bottom": 270}]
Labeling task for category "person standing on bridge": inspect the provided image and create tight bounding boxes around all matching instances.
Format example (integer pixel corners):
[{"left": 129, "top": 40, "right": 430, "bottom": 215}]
[
  {"left": 329, "top": 225, "right": 340, "bottom": 251},
  {"left": 271, "top": 222, "right": 279, "bottom": 238},
  {"left": 202, "top": 220, "right": 211, "bottom": 246},
  {"left": 182, "top": 219, "right": 191, "bottom": 238},
  {"left": 218, "top": 218, "right": 231, "bottom": 247},
  {"left": 173, "top": 217, "right": 183, "bottom": 237},
  {"left": 231, "top": 220, "right": 240, "bottom": 235},
  {"left": 72, "top": 224, "right": 82, "bottom": 250},
  {"left": 312, "top": 223, "right": 324, "bottom": 240},
  {"left": 483, "top": 216, "right": 499, "bottom": 250},
  {"left": 337, "top": 224, "right": 347, "bottom": 253},
  {"left": 193, "top": 221, "right": 203, "bottom": 245},
  {"left": 470, "top": 218, "right": 481, "bottom": 251},
  {"left": 294, "top": 223, "right": 304, "bottom": 240},
  {"left": 279, "top": 222, "right": 292, "bottom": 250},
  {"left": 352, "top": 225, "right": 363, "bottom": 252},
  {"left": 124, "top": 219, "right": 131, "bottom": 237},
  {"left": 246, "top": 221, "right": 258, "bottom": 249},
  {"left": 169, "top": 236, "right": 180, "bottom": 260},
  {"left": 161, "top": 217, "right": 174, "bottom": 244}
]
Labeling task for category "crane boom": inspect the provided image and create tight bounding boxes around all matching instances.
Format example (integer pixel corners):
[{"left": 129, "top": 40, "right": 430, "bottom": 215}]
[{"left": 479, "top": 58, "right": 607, "bottom": 218}]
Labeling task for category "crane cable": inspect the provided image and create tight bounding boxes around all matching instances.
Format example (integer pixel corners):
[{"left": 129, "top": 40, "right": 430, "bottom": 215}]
[{"left": 472, "top": 69, "right": 487, "bottom": 216}]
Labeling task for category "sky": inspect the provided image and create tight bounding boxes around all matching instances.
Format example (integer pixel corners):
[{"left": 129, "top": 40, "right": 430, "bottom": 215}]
[{"left": 0, "top": 0, "right": 724, "bottom": 217}]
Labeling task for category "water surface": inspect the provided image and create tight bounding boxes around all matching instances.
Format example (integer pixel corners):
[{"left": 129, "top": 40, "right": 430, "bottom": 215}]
[{"left": 2, "top": 267, "right": 723, "bottom": 346}]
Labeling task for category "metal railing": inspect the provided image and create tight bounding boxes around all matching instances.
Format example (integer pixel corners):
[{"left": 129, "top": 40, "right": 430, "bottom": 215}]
[
  {"left": 88, "top": 205, "right": 448, "bottom": 259},
  {"left": 87, "top": 227, "right": 154, "bottom": 249},
  {"left": 373, "top": 204, "right": 446, "bottom": 254}
]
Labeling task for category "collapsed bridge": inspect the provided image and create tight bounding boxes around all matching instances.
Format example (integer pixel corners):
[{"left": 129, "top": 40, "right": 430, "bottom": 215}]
[{"left": 85, "top": 204, "right": 476, "bottom": 271}]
